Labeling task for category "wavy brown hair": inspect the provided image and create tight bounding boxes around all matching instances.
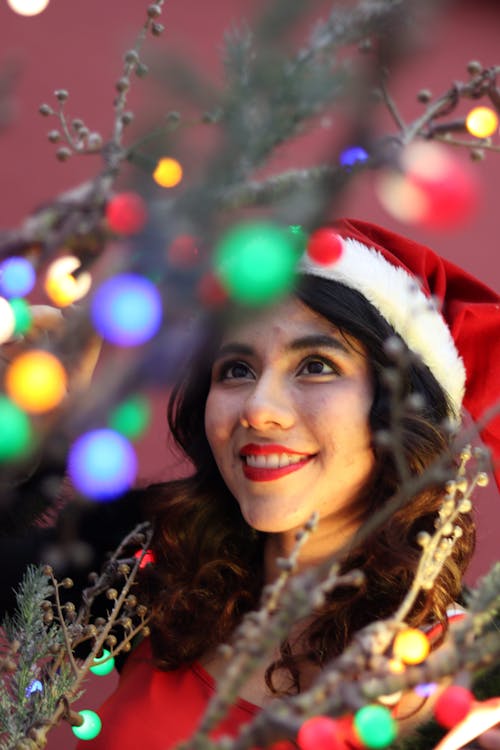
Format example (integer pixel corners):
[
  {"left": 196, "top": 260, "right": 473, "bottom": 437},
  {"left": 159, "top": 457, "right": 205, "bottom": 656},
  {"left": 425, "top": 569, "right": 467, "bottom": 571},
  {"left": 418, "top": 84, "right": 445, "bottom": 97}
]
[{"left": 140, "top": 275, "right": 475, "bottom": 693}]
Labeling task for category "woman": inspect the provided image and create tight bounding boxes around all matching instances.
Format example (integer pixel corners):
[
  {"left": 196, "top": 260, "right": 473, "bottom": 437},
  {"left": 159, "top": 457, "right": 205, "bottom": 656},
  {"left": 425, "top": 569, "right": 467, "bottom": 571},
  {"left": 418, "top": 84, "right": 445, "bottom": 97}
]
[{"left": 75, "top": 219, "right": 499, "bottom": 749}]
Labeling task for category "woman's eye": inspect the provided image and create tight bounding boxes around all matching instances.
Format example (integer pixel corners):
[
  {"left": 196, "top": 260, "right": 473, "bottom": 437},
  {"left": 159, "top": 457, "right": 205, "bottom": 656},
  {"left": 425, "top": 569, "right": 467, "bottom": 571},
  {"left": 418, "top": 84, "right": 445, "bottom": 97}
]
[
  {"left": 219, "top": 361, "right": 252, "bottom": 380},
  {"left": 300, "top": 358, "right": 339, "bottom": 376}
]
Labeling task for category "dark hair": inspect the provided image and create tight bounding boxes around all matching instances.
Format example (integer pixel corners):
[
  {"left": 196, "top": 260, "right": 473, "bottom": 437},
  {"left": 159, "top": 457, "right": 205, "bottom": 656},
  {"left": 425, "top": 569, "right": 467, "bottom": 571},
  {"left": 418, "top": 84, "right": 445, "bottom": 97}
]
[{"left": 140, "top": 275, "right": 475, "bottom": 692}]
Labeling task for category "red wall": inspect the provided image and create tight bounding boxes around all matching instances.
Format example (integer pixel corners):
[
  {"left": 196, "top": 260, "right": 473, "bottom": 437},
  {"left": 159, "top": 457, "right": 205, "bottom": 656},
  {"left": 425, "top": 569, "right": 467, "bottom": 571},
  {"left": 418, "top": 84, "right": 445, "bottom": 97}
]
[{"left": 0, "top": 2, "right": 499, "bottom": 747}]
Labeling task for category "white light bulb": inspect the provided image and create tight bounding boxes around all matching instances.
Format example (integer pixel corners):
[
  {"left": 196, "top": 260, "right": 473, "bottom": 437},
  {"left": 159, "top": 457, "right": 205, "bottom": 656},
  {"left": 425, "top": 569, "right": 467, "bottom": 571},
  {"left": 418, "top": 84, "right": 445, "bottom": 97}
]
[{"left": 7, "top": 0, "right": 50, "bottom": 16}]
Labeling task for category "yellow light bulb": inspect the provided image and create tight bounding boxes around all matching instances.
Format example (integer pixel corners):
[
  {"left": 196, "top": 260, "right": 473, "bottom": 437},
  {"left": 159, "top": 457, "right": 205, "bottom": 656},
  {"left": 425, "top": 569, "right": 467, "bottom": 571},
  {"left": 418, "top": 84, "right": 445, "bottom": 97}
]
[
  {"left": 153, "top": 157, "right": 183, "bottom": 188},
  {"left": 7, "top": 0, "right": 50, "bottom": 15},
  {"left": 44, "top": 256, "right": 92, "bottom": 307},
  {"left": 466, "top": 106, "right": 499, "bottom": 138},
  {"left": 6, "top": 350, "right": 67, "bottom": 413},
  {"left": 393, "top": 628, "right": 430, "bottom": 665}
]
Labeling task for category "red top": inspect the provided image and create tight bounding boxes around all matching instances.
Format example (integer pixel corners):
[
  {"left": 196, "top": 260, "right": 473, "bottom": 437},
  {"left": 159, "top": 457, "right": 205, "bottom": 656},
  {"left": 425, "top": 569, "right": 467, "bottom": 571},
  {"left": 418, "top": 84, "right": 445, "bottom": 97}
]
[{"left": 77, "top": 638, "right": 259, "bottom": 750}]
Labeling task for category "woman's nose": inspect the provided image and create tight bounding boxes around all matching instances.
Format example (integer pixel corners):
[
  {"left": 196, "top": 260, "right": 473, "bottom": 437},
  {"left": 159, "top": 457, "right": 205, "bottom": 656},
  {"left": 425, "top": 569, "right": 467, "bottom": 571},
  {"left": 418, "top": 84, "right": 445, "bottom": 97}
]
[{"left": 239, "top": 376, "right": 295, "bottom": 430}]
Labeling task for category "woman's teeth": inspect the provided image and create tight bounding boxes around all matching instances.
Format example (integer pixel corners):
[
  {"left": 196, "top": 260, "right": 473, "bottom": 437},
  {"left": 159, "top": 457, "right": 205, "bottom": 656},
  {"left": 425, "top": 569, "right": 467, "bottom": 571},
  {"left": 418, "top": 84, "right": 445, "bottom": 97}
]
[{"left": 244, "top": 453, "right": 308, "bottom": 468}]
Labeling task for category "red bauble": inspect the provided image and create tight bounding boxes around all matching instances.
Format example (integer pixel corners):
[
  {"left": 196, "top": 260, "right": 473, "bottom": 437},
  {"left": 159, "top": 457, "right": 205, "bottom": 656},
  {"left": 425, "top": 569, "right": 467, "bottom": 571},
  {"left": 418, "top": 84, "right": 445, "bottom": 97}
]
[
  {"left": 297, "top": 717, "right": 349, "bottom": 750},
  {"left": 434, "top": 686, "right": 474, "bottom": 728},
  {"left": 306, "top": 228, "right": 343, "bottom": 265},
  {"left": 106, "top": 192, "right": 148, "bottom": 235}
]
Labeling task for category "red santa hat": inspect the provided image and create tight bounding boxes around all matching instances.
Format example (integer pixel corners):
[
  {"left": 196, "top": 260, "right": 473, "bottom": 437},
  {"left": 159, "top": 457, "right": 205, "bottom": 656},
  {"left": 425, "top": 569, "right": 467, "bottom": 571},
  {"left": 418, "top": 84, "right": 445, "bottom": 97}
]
[{"left": 299, "top": 218, "right": 500, "bottom": 487}]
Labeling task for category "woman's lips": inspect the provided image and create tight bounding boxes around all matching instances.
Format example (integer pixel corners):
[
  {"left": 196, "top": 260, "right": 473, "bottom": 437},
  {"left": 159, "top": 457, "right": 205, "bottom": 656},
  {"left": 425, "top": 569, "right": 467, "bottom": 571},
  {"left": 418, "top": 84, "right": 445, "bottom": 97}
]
[{"left": 241, "top": 455, "right": 313, "bottom": 482}]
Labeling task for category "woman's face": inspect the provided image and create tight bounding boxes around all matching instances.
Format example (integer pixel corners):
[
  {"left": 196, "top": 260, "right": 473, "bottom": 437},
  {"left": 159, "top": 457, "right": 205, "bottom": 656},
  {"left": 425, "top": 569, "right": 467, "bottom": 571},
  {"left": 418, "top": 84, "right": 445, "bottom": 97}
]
[{"left": 204, "top": 297, "right": 375, "bottom": 540}]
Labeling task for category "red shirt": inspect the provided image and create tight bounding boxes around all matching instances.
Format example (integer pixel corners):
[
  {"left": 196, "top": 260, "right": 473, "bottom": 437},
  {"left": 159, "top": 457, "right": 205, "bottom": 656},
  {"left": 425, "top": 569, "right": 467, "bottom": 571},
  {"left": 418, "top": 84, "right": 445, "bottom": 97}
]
[{"left": 77, "top": 638, "right": 259, "bottom": 750}]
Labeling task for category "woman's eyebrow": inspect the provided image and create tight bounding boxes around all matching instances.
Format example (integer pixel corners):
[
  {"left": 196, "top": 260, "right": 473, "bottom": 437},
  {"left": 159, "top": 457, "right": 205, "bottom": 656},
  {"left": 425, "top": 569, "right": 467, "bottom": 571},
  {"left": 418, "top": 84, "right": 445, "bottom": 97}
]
[{"left": 215, "top": 334, "right": 351, "bottom": 360}]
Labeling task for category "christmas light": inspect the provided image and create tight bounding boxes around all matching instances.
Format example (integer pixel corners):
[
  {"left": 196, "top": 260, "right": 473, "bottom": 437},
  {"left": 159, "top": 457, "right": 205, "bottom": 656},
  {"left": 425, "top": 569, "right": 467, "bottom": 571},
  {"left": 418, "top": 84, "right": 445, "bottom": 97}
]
[
  {"left": 7, "top": 0, "right": 50, "bottom": 16},
  {"left": 392, "top": 628, "right": 430, "bottom": 665},
  {"left": 167, "top": 234, "right": 200, "bottom": 267},
  {"left": 214, "top": 221, "right": 298, "bottom": 306},
  {"left": 434, "top": 685, "right": 474, "bottom": 729},
  {"left": 109, "top": 395, "right": 151, "bottom": 440},
  {"left": 134, "top": 549, "right": 156, "bottom": 568},
  {"left": 297, "top": 716, "right": 347, "bottom": 750},
  {"left": 415, "top": 682, "right": 438, "bottom": 698},
  {"left": 90, "top": 649, "right": 115, "bottom": 676},
  {"left": 0, "top": 396, "right": 33, "bottom": 461},
  {"left": 9, "top": 298, "right": 33, "bottom": 336},
  {"left": 339, "top": 146, "right": 369, "bottom": 168},
  {"left": 353, "top": 705, "right": 397, "bottom": 749},
  {"left": 465, "top": 106, "right": 499, "bottom": 138},
  {"left": 25, "top": 679, "right": 43, "bottom": 696},
  {"left": 5, "top": 350, "right": 67, "bottom": 413},
  {"left": 0, "top": 256, "right": 36, "bottom": 298},
  {"left": 0, "top": 297, "right": 16, "bottom": 343},
  {"left": 90, "top": 274, "right": 162, "bottom": 346},
  {"left": 153, "top": 157, "right": 183, "bottom": 188},
  {"left": 306, "top": 228, "right": 343, "bottom": 265},
  {"left": 44, "top": 255, "right": 92, "bottom": 307},
  {"left": 71, "top": 710, "right": 102, "bottom": 741},
  {"left": 68, "top": 428, "right": 137, "bottom": 501},
  {"left": 105, "top": 192, "right": 147, "bottom": 235}
]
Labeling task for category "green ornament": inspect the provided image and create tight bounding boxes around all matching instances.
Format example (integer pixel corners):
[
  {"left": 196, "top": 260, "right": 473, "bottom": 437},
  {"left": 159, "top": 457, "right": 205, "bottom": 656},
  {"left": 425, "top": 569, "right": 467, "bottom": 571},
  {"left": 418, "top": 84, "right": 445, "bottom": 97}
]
[
  {"left": 89, "top": 648, "right": 115, "bottom": 676},
  {"left": 353, "top": 704, "right": 397, "bottom": 749},
  {"left": 9, "top": 298, "right": 33, "bottom": 336},
  {"left": 214, "top": 221, "right": 298, "bottom": 306},
  {"left": 109, "top": 395, "right": 151, "bottom": 440},
  {"left": 71, "top": 710, "right": 102, "bottom": 740},
  {"left": 0, "top": 396, "right": 33, "bottom": 461}
]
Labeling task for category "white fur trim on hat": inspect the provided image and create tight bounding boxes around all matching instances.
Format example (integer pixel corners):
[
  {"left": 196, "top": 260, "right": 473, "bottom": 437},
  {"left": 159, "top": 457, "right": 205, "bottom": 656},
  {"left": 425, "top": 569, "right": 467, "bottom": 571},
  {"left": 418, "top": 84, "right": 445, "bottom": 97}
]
[{"left": 299, "top": 237, "right": 466, "bottom": 417}]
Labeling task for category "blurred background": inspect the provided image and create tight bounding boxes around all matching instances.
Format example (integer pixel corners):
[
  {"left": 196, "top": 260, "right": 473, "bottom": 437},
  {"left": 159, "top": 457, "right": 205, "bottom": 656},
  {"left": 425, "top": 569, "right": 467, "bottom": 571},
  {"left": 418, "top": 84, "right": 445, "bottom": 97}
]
[{"left": 0, "top": 1, "right": 499, "bottom": 746}]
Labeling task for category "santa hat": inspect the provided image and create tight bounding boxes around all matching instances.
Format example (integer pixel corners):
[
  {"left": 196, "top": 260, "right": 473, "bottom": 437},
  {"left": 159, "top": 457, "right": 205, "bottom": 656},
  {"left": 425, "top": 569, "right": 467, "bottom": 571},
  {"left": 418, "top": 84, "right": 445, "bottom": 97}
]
[{"left": 299, "top": 218, "right": 500, "bottom": 487}]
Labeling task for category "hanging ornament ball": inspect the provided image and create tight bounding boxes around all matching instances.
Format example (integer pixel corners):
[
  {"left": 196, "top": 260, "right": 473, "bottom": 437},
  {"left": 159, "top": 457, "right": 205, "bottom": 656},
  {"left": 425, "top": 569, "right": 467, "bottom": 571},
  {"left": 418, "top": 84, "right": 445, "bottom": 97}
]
[
  {"left": 353, "top": 705, "right": 397, "bottom": 749},
  {"left": 134, "top": 548, "right": 156, "bottom": 568},
  {"left": 167, "top": 234, "right": 200, "bottom": 267},
  {"left": 105, "top": 192, "right": 147, "bottom": 235},
  {"left": 307, "top": 228, "right": 343, "bottom": 266},
  {"left": 0, "top": 297, "right": 16, "bottom": 343},
  {"left": 466, "top": 106, "right": 499, "bottom": 138},
  {"left": 7, "top": 0, "right": 50, "bottom": 15},
  {"left": 153, "top": 157, "right": 183, "bottom": 188},
  {"left": 197, "top": 271, "right": 228, "bottom": 307},
  {"left": 0, "top": 256, "right": 36, "bottom": 298},
  {"left": 109, "top": 395, "right": 151, "bottom": 440},
  {"left": 376, "top": 141, "right": 479, "bottom": 230},
  {"left": 90, "top": 649, "right": 115, "bottom": 676},
  {"left": 340, "top": 145, "right": 369, "bottom": 169},
  {"left": 214, "top": 221, "right": 298, "bottom": 306},
  {"left": 392, "top": 628, "right": 430, "bottom": 665},
  {"left": 44, "top": 255, "right": 92, "bottom": 307},
  {"left": 434, "top": 685, "right": 474, "bottom": 728},
  {"left": 68, "top": 428, "right": 137, "bottom": 501},
  {"left": 297, "top": 716, "right": 348, "bottom": 750},
  {"left": 71, "top": 710, "right": 102, "bottom": 741},
  {"left": 0, "top": 396, "right": 32, "bottom": 462},
  {"left": 9, "top": 298, "right": 33, "bottom": 336},
  {"left": 91, "top": 274, "right": 162, "bottom": 346},
  {"left": 6, "top": 350, "right": 67, "bottom": 413}
]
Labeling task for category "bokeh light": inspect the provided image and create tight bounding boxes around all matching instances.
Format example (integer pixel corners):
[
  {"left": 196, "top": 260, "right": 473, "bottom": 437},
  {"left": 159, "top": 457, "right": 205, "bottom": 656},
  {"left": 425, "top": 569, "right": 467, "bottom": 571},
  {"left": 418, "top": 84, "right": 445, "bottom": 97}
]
[
  {"left": 71, "top": 710, "right": 102, "bottom": 741},
  {"left": 415, "top": 682, "right": 438, "bottom": 698},
  {"left": 105, "top": 192, "right": 147, "bottom": 235},
  {"left": 197, "top": 272, "right": 228, "bottom": 307},
  {"left": 44, "top": 255, "right": 92, "bottom": 307},
  {"left": 466, "top": 106, "right": 499, "bottom": 138},
  {"left": 434, "top": 685, "right": 474, "bottom": 728},
  {"left": 5, "top": 350, "right": 67, "bottom": 413},
  {"left": 297, "top": 716, "right": 345, "bottom": 750},
  {"left": 7, "top": 0, "right": 50, "bottom": 15},
  {"left": 90, "top": 649, "right": 115, "bottom": 676},
  {"left": 0, "top": 297, "right": 16, "bottom": 343},
  {"left": 134, "top": 549, "right": 156, "bottom": 568},
  {"left": 306, "top": 228, "right": 343, "bottom": 266},
  {"left": 339, "top": 145, "right": 369, "bottom": 168},
  {"left": 109, "top": 395, "right": 151, "bottom": 440},
  {"left": 153, "top": 157, "right": 183, "bottom": 188},
  {"left": 0, "top": 256, "right": 36, "bottom": 298},
  {"left": 392, "top": 628, "right": 430, "bottom": 665},
  {"left": 67, "top": 428, "right": 137, "bottom": 501},
  {"left": 214, "top": 221, "right": 298, "bottom": 306},
  {"left": 0, "top": 396, "right": 33, "bottom": 462},
  {"left": 90, "top": 274, "right": 162, "bottom": 346},
  {"left": 9, "top": 298, "right": 33, "bottom": 336},
  {"left": 25, "top": 679, "right": 43, "bottom": 696},
  {"left": 353, "top": 705, "right": 397, "bottom": 749},
  {"left": 167, "top": 234, "right": 200, "bottom": 267}
]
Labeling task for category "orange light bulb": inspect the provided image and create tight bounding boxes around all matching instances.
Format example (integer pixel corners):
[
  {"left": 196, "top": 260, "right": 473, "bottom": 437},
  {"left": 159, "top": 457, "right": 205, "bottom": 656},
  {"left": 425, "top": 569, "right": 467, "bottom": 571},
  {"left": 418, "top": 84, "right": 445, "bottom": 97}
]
[
  {"left": 393, "top": 628, "right": 430, "bottom": 665},
  {"left": 6, "top": 350, "right": 67, "bottom": 413},
  {"left": 153, "top": 157, "right": 183, "bottom": 188},
  {"left": 44, "top": 255, "right": 92, "bottom": 307}
]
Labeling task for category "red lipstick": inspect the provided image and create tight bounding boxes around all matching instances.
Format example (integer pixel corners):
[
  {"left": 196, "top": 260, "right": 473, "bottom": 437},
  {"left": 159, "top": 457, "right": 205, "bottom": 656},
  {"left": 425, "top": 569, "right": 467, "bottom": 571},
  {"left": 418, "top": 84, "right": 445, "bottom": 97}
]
[
  {"left": 239, "top": 443, "right": 310, "bottom": 456},
  {"left": 241, "top": 457, "right": 313, "bottom": 482}
]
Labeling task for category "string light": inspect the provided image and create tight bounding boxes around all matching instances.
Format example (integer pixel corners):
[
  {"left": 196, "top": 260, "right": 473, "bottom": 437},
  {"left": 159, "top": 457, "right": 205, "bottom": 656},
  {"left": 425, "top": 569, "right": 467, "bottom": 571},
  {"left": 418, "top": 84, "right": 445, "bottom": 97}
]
[
  {"left": 0, "top": 256, "right": 36, "bottom": 298},
  {"left": 434, "top": 685, "right": 474, "bottom": 729},
  {"left": 7, "top": 0, "right": 50, "bottom": 16},
  {"left": 105, "top": 192, "right": 147, "bottom": 235},
  {"left": 297, "top": 716, "right": 347, "bottom": 750},
  {"left": 0, "top": 297, "right": 16, "bottom": 343},
  {"left": 67, "top": 428, "right": 137, "bottom": 501},
  {"left": 465, "top": 106, "right": 499, "bottom": 138},
  {"left": 0, "top": 396, "right": 33, "bottom": 461},
  {"left": 71, "top": 710, "right": 102, "bottom": 741},
  {"left": 339, "top": 146, "right": 369, "bottom": 168},
  {"left": 44, "top": 255, "right": 92, "bottom": 307},
  {"left": 5, "top": 350, "right": 67, "bottom": 413},
  {"left": 134, "top": 549, "right": 156, "bottom": 568},
  {"left": 214, "top": 221, "right": 298, "bottom": 306},
  {"left": 353, "top": 705, "right": 397, "bottom": 749},
  {"left": 90, "top": 274, "right": 162, "bottom": 346},
  {"left": 90, "top": 649, "right": 115, "bottom": 676},
  {"left": 392, "top": 628, "right": 430, "bottom": 665},
  {"left": 9, "top": 298, "right": 33, "bottom": 336},
  {"left": 306, "top": 228, "right": 343, "bottom": 265},
  {"left": 167, "top": 234, "right": 200, "bottom": 267},
  {"left": 109, "top": 395, "right": 151, "bottom": 440},
  {"left": 25, "top": 679, "right": 43, "bottom": 696},
  {"left": 153, "top": 157, "right": 183, "bottom": 188}
]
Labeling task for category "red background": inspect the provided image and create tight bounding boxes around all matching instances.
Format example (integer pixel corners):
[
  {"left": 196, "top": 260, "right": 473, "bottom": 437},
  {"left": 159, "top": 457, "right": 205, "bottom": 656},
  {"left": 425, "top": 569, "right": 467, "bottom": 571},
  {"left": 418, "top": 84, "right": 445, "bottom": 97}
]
[{"left": 0, "top": 1, "right": 499, "bottom": 747}]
